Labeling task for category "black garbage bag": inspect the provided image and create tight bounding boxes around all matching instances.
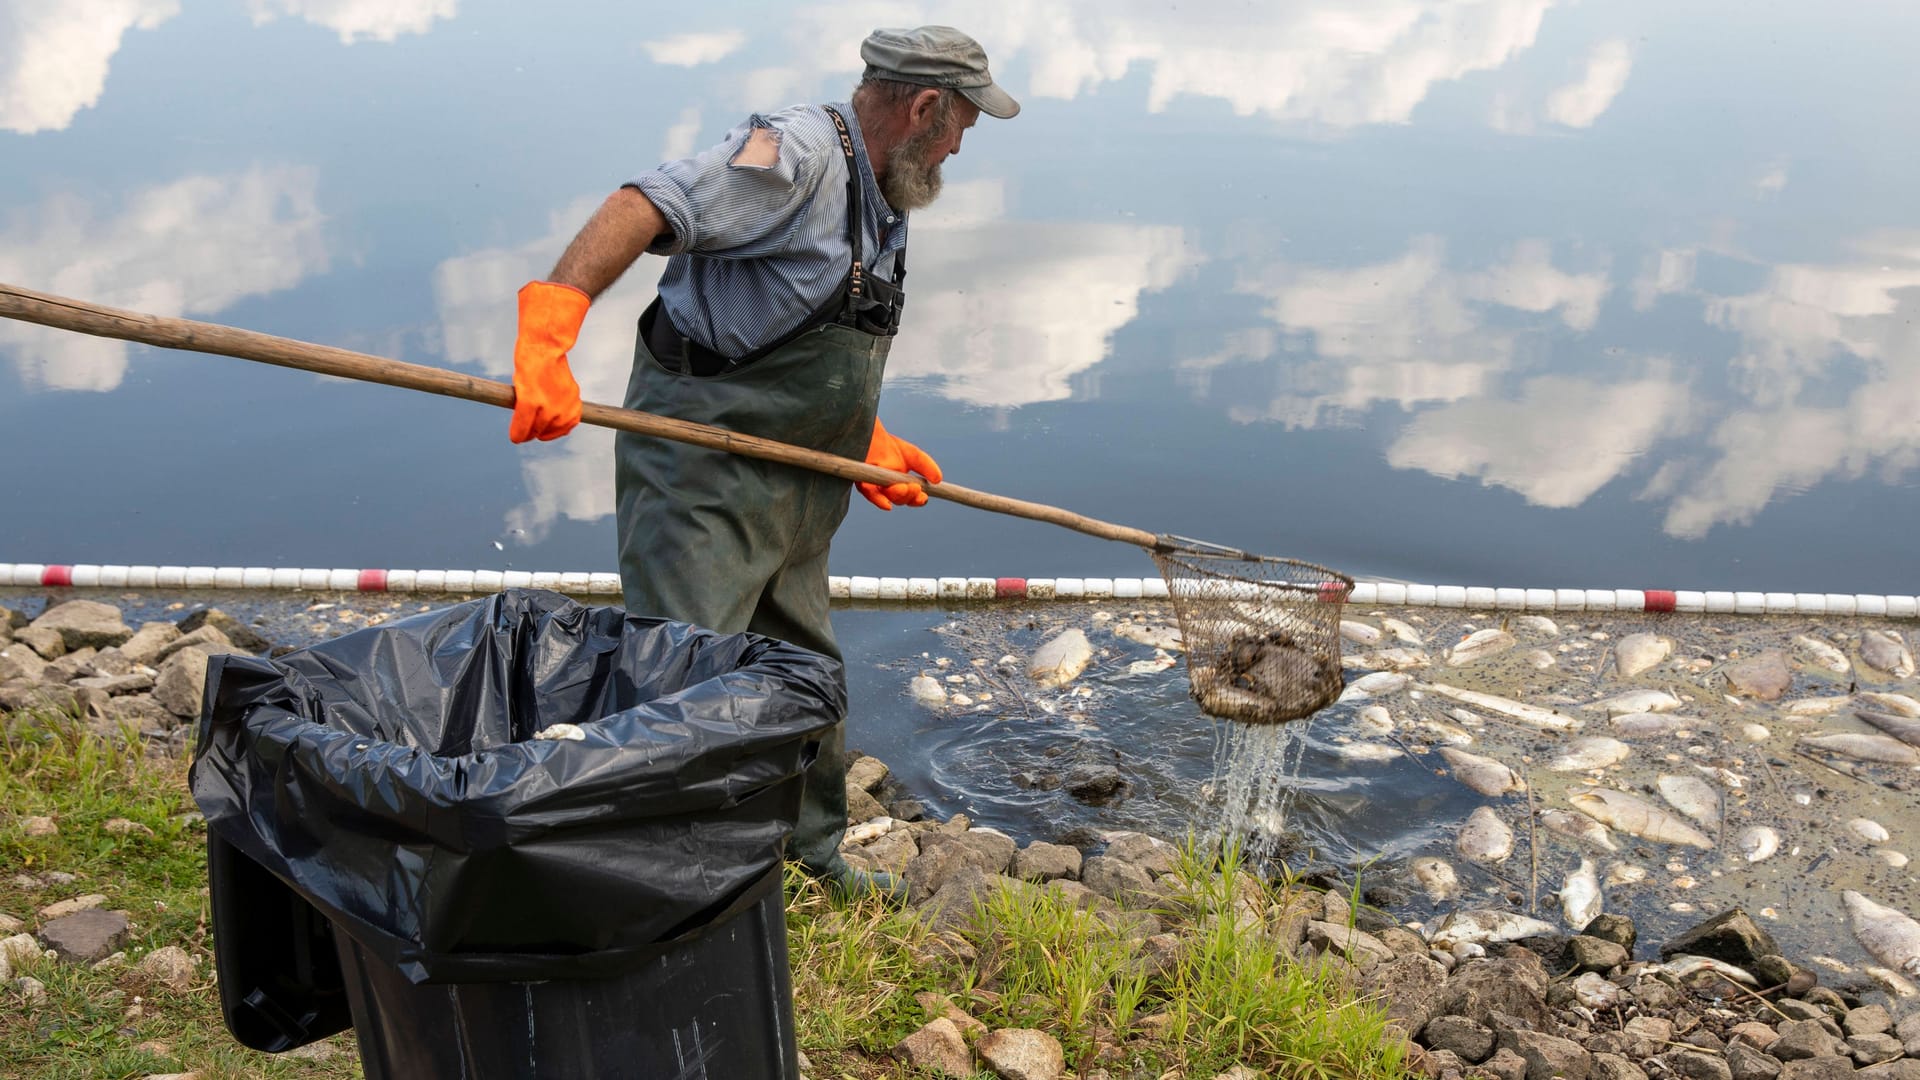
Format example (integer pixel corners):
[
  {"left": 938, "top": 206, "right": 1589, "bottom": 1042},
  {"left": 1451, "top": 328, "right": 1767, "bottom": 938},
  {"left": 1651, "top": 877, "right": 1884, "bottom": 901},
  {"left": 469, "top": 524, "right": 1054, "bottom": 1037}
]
[{"left": 189, "top": 589, "right": 845, "bottom": 993}]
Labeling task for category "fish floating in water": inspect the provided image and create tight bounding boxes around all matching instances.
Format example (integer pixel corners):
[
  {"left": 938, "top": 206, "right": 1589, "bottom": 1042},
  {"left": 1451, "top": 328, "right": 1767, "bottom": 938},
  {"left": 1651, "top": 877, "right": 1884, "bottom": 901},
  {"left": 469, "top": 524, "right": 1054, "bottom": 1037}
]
[
  {"left": 1583, "top": 689, "right": 1683, "bottom": 715},
  {"left": 1793, "top": 634, "right": 1851, "bottom": 675},
  {"left": 1411, "top": 856, "right": 1460, "bottom": 902},
  {"left": 1425, "top": 683, "right": 1577, "bottom": 731},
  {"left": 1843, "top": 891, "right": 1920, "bottom": 978},
  {"left": 1548, "top": 736, "right": 1632, "bottom": 773},
  {"left": 1860, "top": 630, "right": 1915, "bottom": 678},
  {"left": 1028, "top": 629, "right": 1092, "bottom": 688},
  {"left": 1560, "top": 858, "right": 1603, "bottom": 929},
  {"left": 1801, "top": 732, "right": 1920, "bottom": 766},
  {"left": 1113, "top": 621, "right": 1184, "bottom": 652},
  {"left": 1568, "top": 786, "right": 1713, "bottom": 849},
  {"left": 1610, "top": 712, "right": 1692, "bottom": 738},
  {"left": 1855, "top": 691, "right": 1920, "bottom": 718},
  {"left": 909, "top": 674, "right": 948, "bottom": 708},
  {"left": 1338, "top": 671, "right": 1411, "bottom": 702},
  {"left": 1614, "top": 633, "right": 1673, "bottom": 678},
  {"left": 1737, "top": 825, "right": 1781, "bottom": 863},
  {"left": 1456, "top": 806, "right": 1515, "bottom": 864},
  {"left": 1656, "top": 774, "right": 1722, "bottom": 830},
  {"left": 1447, "top": 628, "right": 1517, "bottom": 666},
  {"left": 1438, "top": 746, "right": 1526, "bottom": 796},
  {"left": 1663, "top": 954, "right": 1760, "bottom": 986},
  {"left": 1856, "top": 709, "right": 1920, "bottom": 748},
  {"left": 1540, "top": 808, "right": 1620, "bottom": 852}
]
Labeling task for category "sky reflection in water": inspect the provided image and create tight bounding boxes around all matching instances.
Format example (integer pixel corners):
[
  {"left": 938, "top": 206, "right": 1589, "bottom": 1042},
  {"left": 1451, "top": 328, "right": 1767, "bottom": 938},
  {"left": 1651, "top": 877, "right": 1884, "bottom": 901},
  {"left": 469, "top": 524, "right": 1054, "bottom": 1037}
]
[{"left": 3, "top": 0, "right": 1918, "bottom": 593}]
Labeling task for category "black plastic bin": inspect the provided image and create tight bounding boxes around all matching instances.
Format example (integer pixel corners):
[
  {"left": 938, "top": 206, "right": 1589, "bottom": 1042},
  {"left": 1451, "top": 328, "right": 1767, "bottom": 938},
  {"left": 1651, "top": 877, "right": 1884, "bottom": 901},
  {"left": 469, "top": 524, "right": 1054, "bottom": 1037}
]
[{"left": 189, "top": 589, "right": 845, "bottom": 1079}]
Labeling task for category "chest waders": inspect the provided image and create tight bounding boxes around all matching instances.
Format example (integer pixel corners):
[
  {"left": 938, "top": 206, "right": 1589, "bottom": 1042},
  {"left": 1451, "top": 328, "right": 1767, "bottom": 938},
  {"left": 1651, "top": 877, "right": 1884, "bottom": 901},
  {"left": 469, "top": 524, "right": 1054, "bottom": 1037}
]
[{"left": 616, "top": 106, "right": 903, "bottom": 876}]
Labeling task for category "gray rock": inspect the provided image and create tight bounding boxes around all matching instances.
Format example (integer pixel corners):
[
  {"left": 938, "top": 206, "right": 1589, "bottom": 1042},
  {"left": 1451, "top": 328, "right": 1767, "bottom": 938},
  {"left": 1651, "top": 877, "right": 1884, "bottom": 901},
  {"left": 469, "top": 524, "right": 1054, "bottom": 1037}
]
[
  {"left": 1770, "top": 1019, "right": 1843, "bottom": 1062},
  {"left": 903, "top": 830, "right": 1018, "bottom": 905},
  {"left": 1847, "top": 1033, "right": 1902, "bottom": 1066},
  {"left": 845, "top": 755, "right": 889, "bottom": 793},
  {"left": 1079, "top": 856, "right": 1157, "bottom": 906},
  {"left": 152, "top": 646, "right": 217, "bottom": 719},
  {"left": 0, "top": 605, "right": 23, "bottom": 631},
  {"left": 1729, "top": 1042, "right": 1783, "bottom": 1080},
  {"left": 1858, "top": 1063, "right": 1920, "bottom": 1080},
  {"left": 1593, "top": 1053, "right": 1651, "bottom": 1080},
  {"left": 154, "top": 625, "right": 236, "bottom": 664},
  {"left": 1480, "top": 1046, "right": 1530, "bottom": 1080},
  {"left": 118, "top": 622, "right": 182, "bottom": 666},
  {"left": 1589, "top": 1031, "right": 1653, "bottom": 1061},
  {"left": 1011, "top": 842, "right": 1081, "bottom": 883},
  {"left": 1583, "top": 913, "right": 1637, "bottom": 952},
  {"left": 84, "top": 647, "right": 135, "bottom": 677},
  {"left": 1663, "top": 1050, "right": 1735, "bottom": 1080},
  {"left": 1777, "top": 1060, "right": 1859, "bottom": 1080},
  {"left": 1377, "top": 925, "right": 1429, "bottom": 960},
  {"left": 1307, "top": 920, "right": 1395, "bottom": 966},
  {"left": 134, "top": 946, "right": 195, "bottom": 991},
  {"left": 1754, "top": 954, "right": 1805, "bottom": 988},
  {"left": 176, "top": 608, "right": 271, "bottom": 653},
  {"left": 845, "top": 782, "right": 887, "bottom": 824},
  {"left": 0, "top": 643, "right": 48, "bottom": 683},
  {"left": 37, "top": 909, "right": 130, "bottom": 963},
  {"left": 855, "top": 830, "right": 919, "bottom": 877},
  {"left": 1064, "top": 764, "right": 1129, "bottom": 806},
  {"left": 1321, "top": 888, "right": 1351, "bottom": 925},
  {"left": 1627, "top": 1016, "right": 1676, "bottom": 1048},
  {"left": 1568, "top": 934, "right": 1630, "bottom": 974},
  {"left": 1042, "top": 879, "right": 1109, "bottom": 912},
  {"left": 1101, "top": 832, "right": 1180, "bottom": 876},
  {"left": 107, "top": 693, "right": 180, "bottom": 733},
  {"left": 1845, "top": 1006, "right": 1892, "bottom": 1038},
  {"left": 73, "top": 673, "right": 155, "bottom": 696},
  {"left": 1359, "top": 953, "right": 1448, "bottom": 1034},
  {"left": 1661, "top": 909, "right": 1781, "bottom": 968},
  {"left": 917, "top": 867, "right": 1025, "bottom": 936},
  {"left": 1432, "top": 956, "right": 1554, "bottom": 1030},
  {"left": 15, "top": 626, "right": 65, "bottom": 659},
  {"left": 1417, "top": 1048, "right": 1470, "bottom": 1077},
  {"left": 895, "top": 1018, "right": 972, "bottom": 1078},
  {"left": 31, "top": 600, "right": 131, "bottom": 651},
  {"left": 1805, "top": 988, "right": 1849, "bottom": 1014},
  {"left": 976, "top": 1027, "right": 1065, "bottom": 1080},
  {"left": 1422, "top": 1014, "right": 1495, "bottom": 1063},
  {"left": 1498, "top": 1029, "right": 1592, "bottom": 1080},
  {"left": 0, "top": 680, "right": 78, "bottom": 715},
  {"left": 1726, "top": 651, "right": 1794, "bottom": 700},
  {"left": 1779, "top": 1000, "right": 1833, "bottom": 1023},
  {"left": 1896, "top": 1012, "right": 1920, "bottom": 1043}
]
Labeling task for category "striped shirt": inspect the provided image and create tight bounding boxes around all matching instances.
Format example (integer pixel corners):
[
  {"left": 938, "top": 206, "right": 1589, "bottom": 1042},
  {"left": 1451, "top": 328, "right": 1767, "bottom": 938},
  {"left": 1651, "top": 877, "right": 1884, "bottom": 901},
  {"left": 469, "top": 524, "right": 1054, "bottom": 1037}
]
[{"left": 627, "top": 102, "right": 908, "bottom": 359}]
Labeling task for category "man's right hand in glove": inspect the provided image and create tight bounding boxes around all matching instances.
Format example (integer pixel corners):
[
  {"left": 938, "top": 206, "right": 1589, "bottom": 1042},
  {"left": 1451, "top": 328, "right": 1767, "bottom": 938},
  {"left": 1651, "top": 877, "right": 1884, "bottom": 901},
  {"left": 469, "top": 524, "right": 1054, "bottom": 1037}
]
[{"left": 509, "top": 280, "right": 591, "bottom": 443}]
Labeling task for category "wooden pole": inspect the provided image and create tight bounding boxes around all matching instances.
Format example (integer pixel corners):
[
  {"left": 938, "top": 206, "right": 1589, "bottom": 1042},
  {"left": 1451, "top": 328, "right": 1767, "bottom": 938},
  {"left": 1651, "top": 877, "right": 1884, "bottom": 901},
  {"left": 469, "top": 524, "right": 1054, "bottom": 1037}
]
[{"left": 0, "top": 282, "right": 1166, "bottom": 551}]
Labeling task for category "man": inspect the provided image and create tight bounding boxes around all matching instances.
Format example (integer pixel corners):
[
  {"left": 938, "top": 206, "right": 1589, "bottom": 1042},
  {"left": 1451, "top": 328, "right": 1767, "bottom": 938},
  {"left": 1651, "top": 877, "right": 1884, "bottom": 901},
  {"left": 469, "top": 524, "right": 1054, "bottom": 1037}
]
[{"left": 505, "top": 27, "right": 1019, "bottom": 898}]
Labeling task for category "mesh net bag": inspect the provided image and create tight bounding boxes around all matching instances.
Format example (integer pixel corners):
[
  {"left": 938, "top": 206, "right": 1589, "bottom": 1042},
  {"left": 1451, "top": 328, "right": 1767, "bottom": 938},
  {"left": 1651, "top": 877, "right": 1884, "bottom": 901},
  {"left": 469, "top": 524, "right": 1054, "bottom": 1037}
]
[{"left": 1151, "top": 540, "right": 1353, "bottom": 725}]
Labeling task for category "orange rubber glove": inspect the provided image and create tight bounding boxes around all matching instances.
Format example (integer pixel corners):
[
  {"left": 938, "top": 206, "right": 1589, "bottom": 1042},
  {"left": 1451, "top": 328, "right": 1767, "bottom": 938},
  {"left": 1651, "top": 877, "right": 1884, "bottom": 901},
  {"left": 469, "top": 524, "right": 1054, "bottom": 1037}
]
[
  {"left": 859, "top": 418, "right": 942, "bottom": 511},
  {"left": 509, "top": 281, "right": 591, "bottom": 443}
]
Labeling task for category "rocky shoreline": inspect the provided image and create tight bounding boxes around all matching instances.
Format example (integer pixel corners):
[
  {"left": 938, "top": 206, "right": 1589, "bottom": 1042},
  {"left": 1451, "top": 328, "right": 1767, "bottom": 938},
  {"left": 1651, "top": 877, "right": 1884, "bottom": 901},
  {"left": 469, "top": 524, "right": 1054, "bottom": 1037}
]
[{"left": 5, "top": 593, "right": 1920, "bottom": 1078}]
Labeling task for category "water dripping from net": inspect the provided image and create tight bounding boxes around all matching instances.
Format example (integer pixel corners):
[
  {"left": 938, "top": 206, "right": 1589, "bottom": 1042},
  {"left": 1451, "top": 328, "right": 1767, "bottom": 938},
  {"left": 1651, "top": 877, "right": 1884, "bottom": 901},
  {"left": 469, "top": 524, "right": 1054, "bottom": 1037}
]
[{"left": 1204, "top": 717, "right": 1314, "bottom": 870}]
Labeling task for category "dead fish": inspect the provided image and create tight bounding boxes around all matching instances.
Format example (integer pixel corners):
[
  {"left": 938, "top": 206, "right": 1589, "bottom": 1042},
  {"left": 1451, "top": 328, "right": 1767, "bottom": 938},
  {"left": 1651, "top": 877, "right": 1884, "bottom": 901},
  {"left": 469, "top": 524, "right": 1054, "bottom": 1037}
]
[
  {"left": 1411, "top": 856, "right": 1460, "bottom": 902},
  {"left": 1605, "top": 862, "right": 1649, "bottom": 887},
  {"left": 1855, "top": 692, "right": 1920, "bottom": 718},
  {"left": 1583, "top": 689, "right": 1683, "bottom": 715},
  {"left": 1456, "top": 806, "right": 1516, "bottom": 864},
  {"left": 1125, "top": 649, "right": 1179, "bottom": 676},
  {"left": 1426, "top": 908, "right": 1557, "bottom": 948},
  {"left": 1438, "top": 746, "right": 1526, "bottom": 796},
  {"left": 1614, "top": 633, "right": 1673, "bottom": 678},
  {"left": 1610, "top": 711, "right": 1691, "bottom": 738},
  {"left": 533, "top": 723, "right": 587, "bottom": 741},
  {"left": 1663, "top": 954, "right": 1759, "bottom": 986},
  {"left": 1113, "top": 621, "right": 1184, "bottom": 652},
  {"left": 1856, "top": 709, "right": 1920, "bottom": 748},
  {"left": 1738, "top": 722, "right": 1772, "bottom": 743},
  {"left": 1333, "top": 742, "right": 1402, "bottom": 763},
  {"left": 843, "top": 818, "right": 895, "bottom": 844},
  {"left": 1568, "top": 787, "right": 1713, "bottom": 849},
  {"left": 1561, "top": 858, "right": 1603, "bottom": 929},
  {"left": 1656, "top": 774, "right": 1722, "bottom": 830},
  {"left": 1523, "top": 649, "right": 1557, "bottom": 671},
  {"left": 1355, "top": 705, "right": 1395, "bottom": 736},
  {"left": 1850, "top": 818, "right": 1891, "bottom": 844},
  {"left": 1843, "top": 891, "right": 1920, "bottom": 977},
  {"left": 1362, "top": 647, "right": 1432, "bottom": 672},
  {"left": 1515, "top": 615, "right": 1560, "bottom": 637},
  {"left": 1737, "top": 825, "right": 1781, "bottom": 863},
  {"left": 1861, "top": 630, "right": 1916, "bottom": 678},
  {"left": 1801, "top": 732, "right": 1920, "bottom": 765},
  {"left": 1548, "top": 737, "right": 1632, "bottom": 773},
  {"left": 1339, "top": 620, "right": 1382, "bottom": 646},
  {"left": 1338, "top": 671, "right": 1411, "bottom": 702},
  {"left": 1540, "top": 809, "right": 1620, "bottom": 852},
  {"left": 1794, "top": 634, "right": 1851, "bottom": 674},
  {"left": 910, "top": 674, "right": 949, "bottom": 708},
  {"left": 1425, "top": 683, "right": 1578, "bottom": 731},
  {"left": 1028, "top": 629, "right": 1093, "bottom": 688},
  {"left": 1448, "top": 628, "right": 1517, "bottom": 666},
  {"left": 1784, "top": 695, "right": 1852, "bottom": 717},
  {"left": 1381, "top": 617, "right": 1425, "bottom": 645},
  {"left": 1865, "top": 966, "right": 1920, "bottom": 999},
  {"left": 1416, "top": 718, "right": 1476, "bottom": 746}
]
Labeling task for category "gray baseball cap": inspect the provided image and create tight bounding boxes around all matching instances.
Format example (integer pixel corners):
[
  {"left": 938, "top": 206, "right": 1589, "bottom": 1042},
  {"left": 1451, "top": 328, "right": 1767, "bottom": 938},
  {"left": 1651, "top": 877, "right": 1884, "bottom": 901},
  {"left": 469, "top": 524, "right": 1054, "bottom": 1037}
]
[{"left": 860, "top": 25, "right": 1020, "bottom": 119}]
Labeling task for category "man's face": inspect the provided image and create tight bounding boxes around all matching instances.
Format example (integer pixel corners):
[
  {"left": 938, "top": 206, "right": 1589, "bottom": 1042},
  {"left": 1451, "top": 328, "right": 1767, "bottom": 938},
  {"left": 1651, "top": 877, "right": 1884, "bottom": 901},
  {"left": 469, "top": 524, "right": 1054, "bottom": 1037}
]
[{"left": 882, "top": 95, "right": 981, "bottom": 213}]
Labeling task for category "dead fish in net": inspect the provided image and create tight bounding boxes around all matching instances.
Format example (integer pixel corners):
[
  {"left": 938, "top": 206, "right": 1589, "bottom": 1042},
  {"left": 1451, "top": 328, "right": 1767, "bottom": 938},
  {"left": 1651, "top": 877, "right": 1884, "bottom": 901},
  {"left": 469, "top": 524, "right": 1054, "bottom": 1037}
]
[
  {"left": 1192, "top": 629, "right": 1341, "bottom": 723},
  {"left": 1844, "top": 891, "right": 1920, "bottom": 977}
]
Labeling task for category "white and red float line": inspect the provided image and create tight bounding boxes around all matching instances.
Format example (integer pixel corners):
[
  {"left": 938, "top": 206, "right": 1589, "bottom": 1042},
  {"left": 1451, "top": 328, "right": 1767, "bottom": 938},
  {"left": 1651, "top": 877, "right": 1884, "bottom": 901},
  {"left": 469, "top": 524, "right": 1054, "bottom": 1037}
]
[{"left": 2, "top": 562, "right": 1916, "bottom": 618}]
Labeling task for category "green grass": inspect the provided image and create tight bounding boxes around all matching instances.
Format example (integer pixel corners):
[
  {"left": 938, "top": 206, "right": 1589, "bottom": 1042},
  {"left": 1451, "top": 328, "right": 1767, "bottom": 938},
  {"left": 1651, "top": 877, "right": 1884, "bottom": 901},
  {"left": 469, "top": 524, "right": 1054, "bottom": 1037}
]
[{"left": 3, "top": 710, "right": 1410, "bottom": 1079}]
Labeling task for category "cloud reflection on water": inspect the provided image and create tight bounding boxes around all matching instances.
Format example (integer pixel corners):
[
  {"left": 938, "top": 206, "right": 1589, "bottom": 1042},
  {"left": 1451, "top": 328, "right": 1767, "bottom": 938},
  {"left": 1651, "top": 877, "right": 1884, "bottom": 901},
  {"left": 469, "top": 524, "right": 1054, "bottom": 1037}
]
[
  {"left": 0, "top": 165, "right": 329, "bottom": 391},
  {"left": 0, "top": 0, "right": 177, "bottom": 134}
]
